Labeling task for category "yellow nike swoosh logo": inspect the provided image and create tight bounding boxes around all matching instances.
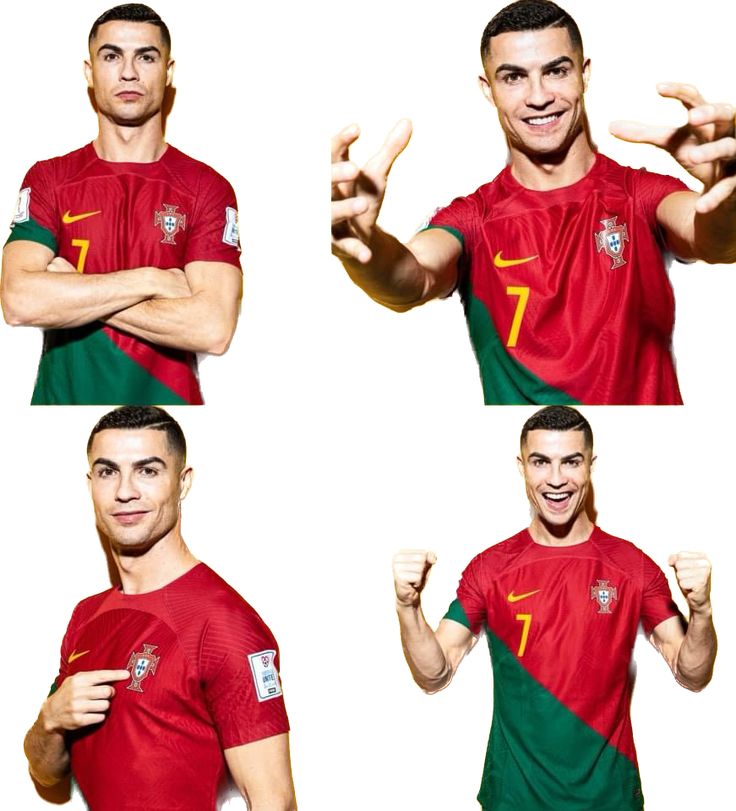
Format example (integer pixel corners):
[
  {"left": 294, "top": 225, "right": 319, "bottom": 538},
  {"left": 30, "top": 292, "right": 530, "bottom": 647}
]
[
  {"left": 494, "top": 251, "right": 539, "bottom": 268},
  {"left": 507, "top": 589, "right": 541, "bottom": 603},
  {"left": 62, "top": 210, "right": 101, "bottom": 224},
  {"left": 68, "top": 650, "right": 90, "bottom": 663}
]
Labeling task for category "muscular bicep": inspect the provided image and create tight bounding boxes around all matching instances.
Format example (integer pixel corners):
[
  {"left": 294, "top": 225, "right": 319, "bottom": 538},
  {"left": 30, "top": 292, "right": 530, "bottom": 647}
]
[
  {"left": 406, "top": 228, "right": 462, "bottom": 302},
  {"left": 656, "top": 190, "right": 701, "bottom": 261},
  {"left": 224, "top": 732, "right": 296, "bottom": 810},
  {"left": 435, "top": 617, "right": 478, "bottom": 676},
  {"left": 649, "top": 614, "right": 687, "bottom": 675},
  {"left": 1, "top": 240, "right": 54, "bottom": 324}
]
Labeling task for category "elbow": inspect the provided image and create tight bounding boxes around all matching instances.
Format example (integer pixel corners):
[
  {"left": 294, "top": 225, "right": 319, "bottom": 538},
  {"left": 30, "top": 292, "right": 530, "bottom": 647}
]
[
  {"left": 1, "top": 295, "right": 33, "bottom": 327},
  {"left": 200, "top": 313, "right": 237, "bottom": 356}
]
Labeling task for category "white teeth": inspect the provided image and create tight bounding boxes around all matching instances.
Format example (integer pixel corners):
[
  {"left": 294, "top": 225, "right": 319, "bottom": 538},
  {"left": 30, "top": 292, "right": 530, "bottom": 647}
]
[
  {"left": 544, "top": 493, "right": 569, "bottom": 502},
  {"left": 527, "top": 114, "right": 559, "bottom": 125}
]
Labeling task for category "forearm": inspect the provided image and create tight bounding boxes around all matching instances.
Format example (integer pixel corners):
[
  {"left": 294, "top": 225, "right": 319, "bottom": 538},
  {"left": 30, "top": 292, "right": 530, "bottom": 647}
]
[
  {"left": 103, "top": 293, "right": 235, "bottom": 354},
  {"left": 23, "top": 711, "right": 69, "bottom": 787},
  {"left": 675, "top": 608, "right": 717, "bottom": 691},
  {"left": 396, "top": 602, "right": 452, "bottom": 692},
  {"left": 693, "top": 205, "right": 736, "bottom": 264},
  {"left": 2, "top": 265, "right": 159, "bottom": 329},
  {"left": 342, "top": 227, "right": 430, "bottom": 312}
]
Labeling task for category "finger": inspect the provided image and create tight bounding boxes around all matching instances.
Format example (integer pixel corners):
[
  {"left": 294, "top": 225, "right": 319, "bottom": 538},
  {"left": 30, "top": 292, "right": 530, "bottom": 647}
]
[
  {"left": 80, "top": 669, "right": 131, "bottom": 685},
  {"left": 689, "top": 102, "right": 736, "bottom": 130},
  {"left": 696, "top": 175, "right": 736, "bottom": 213},
  {"left": 366, "top": 119, "right": 413, "bottom": 178},
  {"left": 331, "top": 124, "right": 360, "bottom": 162},
  {"left": 332, "top": 160, "right": 360, "bottom": 186},
  {"left": 332, "top": 236, "right": 372, "bottom": 264},
  {"left": 657, "top": 82, "right": 706, "bottom": 110},
  {"left": 332, "top": 196, "right": 369, "bottom": 224},
  {"left": 687, "top": 137, "right": 736, "bottom": 165},
  {"left": 608, "top": 120, "right": 679, "bottom": 148}
]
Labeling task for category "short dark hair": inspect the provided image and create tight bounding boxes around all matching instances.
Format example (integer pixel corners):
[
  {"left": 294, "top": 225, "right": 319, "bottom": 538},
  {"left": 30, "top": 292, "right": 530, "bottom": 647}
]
[
  {"left": 520, "top": 405, "right": 593, "bottom": 450},
  {"left": 480, "top": 0, "right": 583, "bottom": 62},
  {"left": 89, "top": 4, "right": 171, "bottom": 52},
  {"left": 87, "top": 406, "right": 186, "bottom": 463}
]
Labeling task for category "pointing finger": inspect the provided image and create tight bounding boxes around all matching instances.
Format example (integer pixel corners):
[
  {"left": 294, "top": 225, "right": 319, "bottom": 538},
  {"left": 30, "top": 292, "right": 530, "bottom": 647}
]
[
  {"left": 331, "top": 124, "right": 361, "bottom": 163},
  {"left": 609, "top": 120, "right": 678, "bottom": 148},
  {"left": 657, "top": 82, "right": 706, "bottom": 110}
]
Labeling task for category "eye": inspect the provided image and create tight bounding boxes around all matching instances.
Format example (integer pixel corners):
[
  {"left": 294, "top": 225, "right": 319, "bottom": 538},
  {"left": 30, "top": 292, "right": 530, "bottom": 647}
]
[
  {"left": 96, "top": 466, "right": 116, "bottom": 478},
  {"left": 564, "top": 459, "right": 582, "bottom": 467},
  {"left": 501, "top": 72, "right": 524, "bottom": 85},
  {"left": 546, "top": 66, "right": 569, "bottom": 78},
  {"left": 139, "top": 467, "right": 159, "bottom": 477},
  {"left": 531, "top": 459, "right": 547, "bottom": 467},
  {"left": 139, "top": 53, "right": 156, "bottom": 63},
  {"left": 102, "top": 52, "right": 119, "bottom": 62}
]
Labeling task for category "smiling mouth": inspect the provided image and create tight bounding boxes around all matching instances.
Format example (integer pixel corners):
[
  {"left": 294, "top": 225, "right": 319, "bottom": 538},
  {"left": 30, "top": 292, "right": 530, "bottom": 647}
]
[
  {"left": 523, "top": 112, "right": 564, "bottom": 127},
  {"left": 542, "top": 492, "right": 572, "bottom": 507}
]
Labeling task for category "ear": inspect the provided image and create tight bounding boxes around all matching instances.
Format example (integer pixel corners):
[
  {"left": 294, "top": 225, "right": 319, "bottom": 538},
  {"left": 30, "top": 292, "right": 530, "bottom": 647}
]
[
  {"left": 86, "top": 470, "right": 92, "bottom": 495},
  {"left": 582, "top": 57, "right": 591, "bottom": 92},
  {"left": 84, "top": 60, "right": 94, "bottom": 89},
  {"left": 179, "top": 465, "right": 193, "bottom": 501},
  {"left": 166, "top": 59, "right": 175, "bottom": 87},
  {"left": 590, "top": 454, "right": 597, "bottom": 473},
  {"left": 478, "top": 74, "right": 496, "bottom": 108},
  {"left": 516, "top": 455, "right": 524, "bottom": 477}
]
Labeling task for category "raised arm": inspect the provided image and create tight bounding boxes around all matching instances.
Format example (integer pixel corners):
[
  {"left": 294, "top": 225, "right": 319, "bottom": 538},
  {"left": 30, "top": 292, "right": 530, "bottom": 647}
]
[
  {"left": 1, "top": 241, "right": 190, "bottom": 329},
  {"left": 102, "top": 260, "right": 242, "bottom": 354},
  {"left": 610, "top": 83, "right": 736, "bottom": 264},
  {"left": 224, "top": 733, "right": 297, "bottom": 811},
  {"left": 393, "top": 550, "right": 477, "bottom": 692},
  {"left": 649, "top": 551, "right": 716, "bottom": 691},
  {"left": 331, "top": 123, "right": 460, "bottom": 312}
]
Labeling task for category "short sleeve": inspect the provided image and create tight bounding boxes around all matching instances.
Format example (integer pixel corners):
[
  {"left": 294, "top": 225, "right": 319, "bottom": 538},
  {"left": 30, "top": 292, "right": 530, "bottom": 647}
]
[
  {"left": 640, "top": 553, "right": 681, "bottom": 636},
  {"left": 444, "top": 554, "right": 487, "bottom": 635},
  {"left": 633, "top": 168, "right": 690, "bottom": 228},
  {"left": 200, "top": 605, "right": 289, "bottom": 749},
  {"left": 426, "top": 193, "right": 481, "bottom": 253},
  {"left": 184, "top": 170, "right": 242, "bottom": 269},
  {"left": 6, "top": 162, "right": 59, "bottom": 251}
]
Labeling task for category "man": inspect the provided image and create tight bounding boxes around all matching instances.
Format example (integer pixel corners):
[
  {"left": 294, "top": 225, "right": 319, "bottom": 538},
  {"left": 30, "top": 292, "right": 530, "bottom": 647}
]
[
  {"left": 393, "top": 405, "right": 716, "bottom": 810},
  {"left": 332, "top": 0, "right": 736, "bottom": 404},
  {"left": 24, "top": 406, "right": 296, "bottom": 810},
  {"left": 1, "top": 4, "right": 242, "bottom": 405}
]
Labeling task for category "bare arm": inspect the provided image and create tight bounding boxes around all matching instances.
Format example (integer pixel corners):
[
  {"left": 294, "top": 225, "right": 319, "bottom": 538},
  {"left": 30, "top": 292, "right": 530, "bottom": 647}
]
[
  {"left": 24, "top": 669, "right": 130, "bottom": 786},
  {"left": 224, "top": 733, "right": 296, "bottom": 811},
  {"left": 611, "top": 83, "right": 736, "bottom": 263},
  {"left": 393, "top": 550, "right": 477, "bottom": 692},
  {"left": 1, "top": 242, "right": 189, "bottom": 329},
  {"left": 103, "top": 261, "right": 242, "bottom": 354},
  {"left": 649, "top": 552, "right": 716, "bottom": 691},
  {"left": 332, "top": 123, "right": 460, "bottom": 312}
]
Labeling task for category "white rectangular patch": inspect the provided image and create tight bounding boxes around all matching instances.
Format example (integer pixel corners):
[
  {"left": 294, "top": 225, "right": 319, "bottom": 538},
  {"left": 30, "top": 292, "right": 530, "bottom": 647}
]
[
  {"left": 248, "top": 649, "right": 282, "bottom": 702},
  {"left": 12, "top": 187, "right": 30, "bottom": 224},
  {"left": 222, "top": 206, "right": 240, "bottom": 248}
]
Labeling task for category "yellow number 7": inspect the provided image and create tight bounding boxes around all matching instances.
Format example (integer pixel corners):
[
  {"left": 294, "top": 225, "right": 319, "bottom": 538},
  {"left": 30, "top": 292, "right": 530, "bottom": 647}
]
[
  {"left": 515, "top": 613, "right": 532, "bottom": 657},
  {"left": 71, "top": 238, "right": 90, "bottom": 273},
  {"left": 506, "top": 286, "right": 529, "bottom": 348}
]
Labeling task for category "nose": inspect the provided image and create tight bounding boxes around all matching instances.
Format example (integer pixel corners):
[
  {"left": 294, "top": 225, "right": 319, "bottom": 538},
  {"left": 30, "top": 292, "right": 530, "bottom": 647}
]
[
  {"left": 115, "top": 470, "right": 140, "bottom": 502},
  {"left": 526, "top": 72, "right": 554, "bottom": 109},
  {"left": 120, "top": 54, "right": 139, "bottom": 82},
  {"left": 546, "top": 461, "right": 568, "bottom": 488}
]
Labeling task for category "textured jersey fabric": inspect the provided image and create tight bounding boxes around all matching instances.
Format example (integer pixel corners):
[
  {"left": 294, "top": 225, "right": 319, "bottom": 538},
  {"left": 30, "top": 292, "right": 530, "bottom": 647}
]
[
  {"left": 428, "top": 154, "right": 689, "bottom": 404},
  {"left": 444, "top": 526, "right": 680, "bottom": 811},
  {"left": 7, "top": 143, "right": 241, "bottom": 405},
  {"left": 55, "top": 564, "right": 288, "bottom": 811}
]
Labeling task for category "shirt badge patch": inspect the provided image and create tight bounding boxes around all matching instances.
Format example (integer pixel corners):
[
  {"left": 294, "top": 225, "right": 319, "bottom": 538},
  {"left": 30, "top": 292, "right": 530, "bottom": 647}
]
[
  {"left": 590, "top": 579, "right": 618, "bottom": 614},
  {"left": 248, "top": 649, "right": 282, "bottom": 702},
  {"left": 154, "top": 203, "right": 187, "bottom": 245},
  {"left": 595, "top": 216, "right": 629, "bottom": 269},
  {"left": 223, "top": 206, "right": 239, "bottom": 248},
  {"left": 12, "top": 187, "right": 31, "bottom": 225},
  {"left": 126, "top": 643, "right": 160, "bottom": 692}
]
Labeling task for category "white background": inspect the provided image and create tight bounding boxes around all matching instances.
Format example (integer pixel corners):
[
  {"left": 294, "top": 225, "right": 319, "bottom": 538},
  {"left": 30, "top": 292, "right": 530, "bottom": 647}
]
[{"left": 1, "top": 1, "right": 734, "bottom": 810}]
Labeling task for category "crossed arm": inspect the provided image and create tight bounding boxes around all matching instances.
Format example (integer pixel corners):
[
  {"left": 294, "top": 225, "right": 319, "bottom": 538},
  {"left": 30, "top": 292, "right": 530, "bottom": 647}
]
[{"left": 1, "top": 240, "right": 241, "bottom": 354}]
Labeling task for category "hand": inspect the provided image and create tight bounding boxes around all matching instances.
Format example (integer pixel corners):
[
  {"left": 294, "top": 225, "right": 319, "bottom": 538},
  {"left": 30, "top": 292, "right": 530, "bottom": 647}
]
[
  {"left": 149, "top": 267, "right": 192, "bottom": 300},
  {"left": 46, "top": 257, "right": 78, "bottom": 274},
  {"left": 41, "top": 670, "right": 130, "bottom": 733},
  {"left": 668, "top": 551, "right": 712, "bottom": 614},
  {"left": 610, "top": 83, "right": 736, "bottom": 214},
  {"left": 331, "top": 120, "right": 412, "bottom": 263},
  {"left": 393, "top": 549, "right": 437, "bottom": 607}
]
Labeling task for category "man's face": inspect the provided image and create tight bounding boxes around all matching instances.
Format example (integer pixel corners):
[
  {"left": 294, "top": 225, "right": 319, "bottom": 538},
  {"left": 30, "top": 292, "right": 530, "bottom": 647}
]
[
  {"left": 85, "top": 20, "right": 173, "bottom": 127},
  {"left": 517, "top": 429, "right": 594, "bottom": 528},
  {"left": 88, "top": 428, "right": 190, "bottom": 552},
  {"left": 481, "top": 27, "right": 590, "bottom": 159}
]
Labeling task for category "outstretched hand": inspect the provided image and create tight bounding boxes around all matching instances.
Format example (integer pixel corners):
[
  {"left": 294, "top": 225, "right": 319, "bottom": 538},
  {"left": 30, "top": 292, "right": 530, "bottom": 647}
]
[
  {"left": 331, "top": 120, "right": 413, "bottom": 263},
  {"left": 610, "top": 83, "right": 736, "bottom": 214}
]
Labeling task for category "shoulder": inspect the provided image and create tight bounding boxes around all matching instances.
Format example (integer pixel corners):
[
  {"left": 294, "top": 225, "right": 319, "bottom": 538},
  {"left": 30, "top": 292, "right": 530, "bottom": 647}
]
[
  {"left": 67, "top": 586, "right": 115, "bottom": 630},
  {"left": 592, "top": 526, "right": 662, "bottom": 576},
  {"left": 596, "top": 152, "right": 688, "bottom": 195},
  {"left": 462, "top": 528, "right": 529, "bottom": 579},
  {"left": 163, "top": 145, "right": 235, "bottom": 192},
  {"left": 27, "top": 144, "right": 97, "bottom": 184}
]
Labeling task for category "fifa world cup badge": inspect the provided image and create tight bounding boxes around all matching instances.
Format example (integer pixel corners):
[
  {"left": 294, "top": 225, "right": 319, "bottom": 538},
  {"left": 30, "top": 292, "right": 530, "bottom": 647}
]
[
  {"left": 126, "top": 643, "right": 160, "bottom": 692},
  {"left": 595, "top": 217, "right": 629, "bottom": 269},
  {"left": 154, "top": 203, "right": 187, "bottom": 245},
  {"left": 590, "top": 580, "right": 618, "bottom": 614}
]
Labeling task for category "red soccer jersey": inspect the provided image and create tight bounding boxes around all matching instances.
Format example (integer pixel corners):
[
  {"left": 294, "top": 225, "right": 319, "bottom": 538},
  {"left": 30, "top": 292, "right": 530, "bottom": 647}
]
[
  {"left": 428, "top": 154, "right": 689, "bottom": 404},
  {"left": 7, "top": 143, "right": 241, "bottom": 405},
  {"left": 445, "top": 526, "right": 681, "bottom": 810},
  {"left": 54, "top": 564, "right": 289, "bottom": 811}
]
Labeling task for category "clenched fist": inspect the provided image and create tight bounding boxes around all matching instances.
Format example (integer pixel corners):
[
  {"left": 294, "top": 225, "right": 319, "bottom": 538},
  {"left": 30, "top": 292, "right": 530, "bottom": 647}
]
[
  {"left": 668, "top": 551, "right": 712, "bottom": 614},
  {"left": 393, "top": 549, "right": 437, "bottom": 607}
]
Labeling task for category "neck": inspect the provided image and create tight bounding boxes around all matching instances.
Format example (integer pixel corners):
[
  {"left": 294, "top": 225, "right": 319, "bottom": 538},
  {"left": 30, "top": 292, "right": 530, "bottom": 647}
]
[
  {"left": 508, "top": 129, "right": 595, "bottom": 191},
  {"left": 528, "top": 512, "right": 594, "bottom": 546},
  {"left": 111, "top": 526, "right": 198, "bottom": 594},
  {"left": 94, "top": 114, "right": 167, "bottom": 162}
]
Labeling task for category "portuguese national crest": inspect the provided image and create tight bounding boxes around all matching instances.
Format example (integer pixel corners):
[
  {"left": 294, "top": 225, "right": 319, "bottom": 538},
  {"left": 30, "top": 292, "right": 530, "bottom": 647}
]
[
  {"left": 590, "top": 580, "right": 618, "bottom": 614},
  {"left": 154, "top": 203, "right": 187, "bottom": 245},
  {"left": 126, "top": 643, "right": 160, "bottom": 693},
  {"left": 595, "top": 216, "right": 629, "bottom": 270}
]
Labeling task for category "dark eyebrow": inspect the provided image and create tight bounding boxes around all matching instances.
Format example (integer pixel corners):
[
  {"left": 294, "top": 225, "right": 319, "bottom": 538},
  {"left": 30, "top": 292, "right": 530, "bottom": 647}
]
[
  {"left": 97, "top": 44, "right": 161, "bottom": 57},
  {"left": 92, "top": 457, "right": 119, "bottom": 470},
  {"left": 495, "top": 55, "right": 573, "bottom": 77},
  {"left": 542, "top": 56, "right": 573, "bottom": 72},
  {"left": 527, "top": 452, "right": 550, "bottom": 462},
  {"left": 91, "top": 456, "right": 167, "bottom": 469},
  {"left": 495, "top": 62, "right": 526, "bottom": 77},
  {"left": 561, "top": 452, "right": 585, "bottom": 463}
]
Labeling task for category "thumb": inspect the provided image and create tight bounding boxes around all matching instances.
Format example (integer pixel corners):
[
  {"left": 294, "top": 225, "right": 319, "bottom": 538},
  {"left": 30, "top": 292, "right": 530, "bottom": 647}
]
[{"left": 367, "top": 119, "right": 413, "bottom": 178}]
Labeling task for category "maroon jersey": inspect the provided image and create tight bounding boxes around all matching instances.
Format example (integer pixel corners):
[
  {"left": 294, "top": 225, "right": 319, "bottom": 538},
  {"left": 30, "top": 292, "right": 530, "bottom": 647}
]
[
  {"left": 428, "top": 154, "right": 689, "bottom": 404},
  {"left": 55, "top": 564, "right": 289, "bottom": 810},
  {"left": 445, "top": 526, "right": 681, "bottom": 809},
  {"left": 8, "top": 143, "right": 241, "bottom": 405}
]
